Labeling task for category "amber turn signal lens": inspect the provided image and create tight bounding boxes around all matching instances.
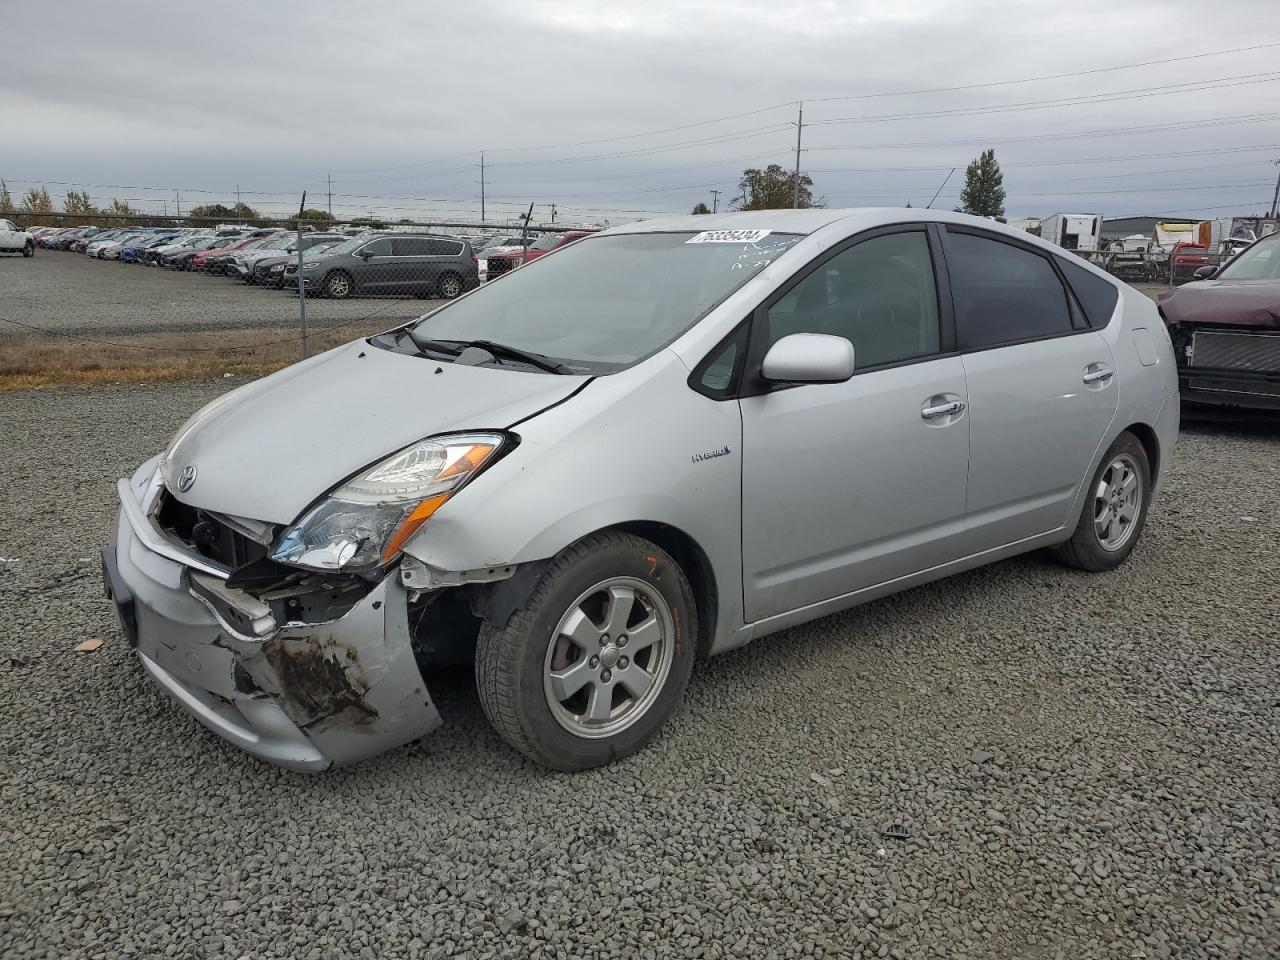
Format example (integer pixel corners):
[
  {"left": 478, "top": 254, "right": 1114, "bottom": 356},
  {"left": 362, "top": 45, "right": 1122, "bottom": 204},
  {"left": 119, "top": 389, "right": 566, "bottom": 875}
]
[{"left": 380, "top": 493, "right": 451, "bottom": 564}]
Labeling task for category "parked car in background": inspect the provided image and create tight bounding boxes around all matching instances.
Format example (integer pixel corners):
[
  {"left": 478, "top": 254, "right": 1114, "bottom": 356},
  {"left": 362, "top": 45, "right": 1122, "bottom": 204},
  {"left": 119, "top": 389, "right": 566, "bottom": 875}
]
[
  {"left": 254, "top": 237, "right": 346, "bottom": 287},
  {"left": 1170, "top": 241, "right": 1213, "bottom": 283},
  {"left": 0, "top": 218, "right": 35, "bottom": 257},
  {"left": 202, "top": 233, "right": 285, "bottom": 276},
  {"left": 120, "top": 233, "right": 183, "bottom": 263},
  {"left": 1161, "top": 231, "right": 1280, "bottom": 414},
  {"left": 185, "top": 236, "right": 255, "bottom": 272},
  {"left": 104, "top": 208, "right": 1178, "bottom": 772},
  {"left": 161, "top": 236, "right": 227, "bottom": 270},
  {"left": 145, "top": 233, "right": 209, "bottom": 265},
  {"left": 283, "top": 232, "right": 478, "bottom": 299},
  {"left": 242, "top": 234, "right": 345, "bottom": 283},
  {"left": 480, "top": 230, "right": 591, "bottom": 281}
]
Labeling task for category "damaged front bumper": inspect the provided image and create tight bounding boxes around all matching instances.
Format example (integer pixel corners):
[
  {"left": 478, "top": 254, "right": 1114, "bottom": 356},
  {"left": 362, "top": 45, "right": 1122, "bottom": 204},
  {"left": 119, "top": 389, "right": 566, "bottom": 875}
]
[{"left": 104, "top": 464, "right": 441, "bottom": 771}]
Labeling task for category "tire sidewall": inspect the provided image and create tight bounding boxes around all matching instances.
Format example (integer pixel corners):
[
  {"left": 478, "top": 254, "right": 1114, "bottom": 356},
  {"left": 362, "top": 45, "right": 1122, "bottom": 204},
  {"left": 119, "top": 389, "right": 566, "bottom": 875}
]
[
  {"left": 505, "top": 539, "right": 696, "bottom": 768},
  {"left": 325, "top": 271, "right": 351, "bottom": 299},
  {"left": 437, "top": 272, "right": 463, "bottom": 299}
]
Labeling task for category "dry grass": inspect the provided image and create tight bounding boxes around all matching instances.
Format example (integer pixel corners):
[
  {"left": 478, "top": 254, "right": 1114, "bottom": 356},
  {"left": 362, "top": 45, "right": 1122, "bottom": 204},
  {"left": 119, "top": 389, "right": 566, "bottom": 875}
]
[{"left": 0, "top": 321, "right": 393, "bottom": 390}]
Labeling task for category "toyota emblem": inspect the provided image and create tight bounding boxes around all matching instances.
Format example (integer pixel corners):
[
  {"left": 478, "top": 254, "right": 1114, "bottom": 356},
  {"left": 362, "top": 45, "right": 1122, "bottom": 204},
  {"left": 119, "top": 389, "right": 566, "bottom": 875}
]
[{"left": 177, "top": 465, "right": 198, "bottom": 492}]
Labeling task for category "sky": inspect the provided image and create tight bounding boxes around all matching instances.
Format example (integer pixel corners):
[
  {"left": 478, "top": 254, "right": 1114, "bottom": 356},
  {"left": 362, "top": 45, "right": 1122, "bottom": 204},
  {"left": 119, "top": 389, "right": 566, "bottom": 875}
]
[{"left": 3, "top": 0, "right": 1279, "bottom": 227}]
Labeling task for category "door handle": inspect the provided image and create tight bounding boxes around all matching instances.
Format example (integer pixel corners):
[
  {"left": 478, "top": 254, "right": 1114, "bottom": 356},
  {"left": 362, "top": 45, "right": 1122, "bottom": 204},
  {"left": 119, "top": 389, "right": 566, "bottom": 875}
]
[
  {"left": 921, "top": 400, "right": 965, "bottom": 420},
  {"left": 1082, "top": 367, "right": 1114, "bottom": 384}
]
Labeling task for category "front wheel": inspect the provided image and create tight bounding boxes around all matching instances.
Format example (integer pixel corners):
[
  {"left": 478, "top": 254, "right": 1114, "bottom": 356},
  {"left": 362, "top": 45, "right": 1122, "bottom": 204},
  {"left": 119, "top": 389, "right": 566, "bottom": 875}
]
[
  {"left": 323, "top": 270, "right": 352, "bottom": 299},
  {"left": 23, "top": 241, "right": 34, "bottom": 258},
  {"left": 1052, "top": 431, "right": 1151, "bottom": 572},
  {"left": 475, "top": 531, "right": 697, "bottom": 771}
]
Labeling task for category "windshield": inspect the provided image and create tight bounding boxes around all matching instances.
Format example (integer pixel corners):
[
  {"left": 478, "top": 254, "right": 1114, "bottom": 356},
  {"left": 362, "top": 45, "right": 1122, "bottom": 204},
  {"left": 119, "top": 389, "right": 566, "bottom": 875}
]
[
  {"left": 529, "top": 233, "right": 562, "bottom": 252},
  {"left": 1217, "top": 234, "right": 1280, "bottom": 281},
  {"left": 406, "top": 231, "right": 803, "bottom": 372},
  {"left": 255, "top": 235, "right": 293, "bottom": 251},
  {"left": 315, "top": 235, "right": 373, "bottom": 257}
]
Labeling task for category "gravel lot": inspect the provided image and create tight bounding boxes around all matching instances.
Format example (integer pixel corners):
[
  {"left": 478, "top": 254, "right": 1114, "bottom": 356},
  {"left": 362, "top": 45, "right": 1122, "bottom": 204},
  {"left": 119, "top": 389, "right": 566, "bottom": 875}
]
[
  {"left": 1, "top": 381, "right": 1278, "bottom": 960},
  {"left": 0, "top": 251, "right": 439, "bottom": 338}
]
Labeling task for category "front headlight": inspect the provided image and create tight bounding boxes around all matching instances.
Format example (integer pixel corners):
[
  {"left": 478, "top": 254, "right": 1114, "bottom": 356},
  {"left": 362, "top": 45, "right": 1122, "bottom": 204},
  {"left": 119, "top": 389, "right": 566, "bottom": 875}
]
[{"left": 269, "top": 433, "right": 505, "bottom": 574}]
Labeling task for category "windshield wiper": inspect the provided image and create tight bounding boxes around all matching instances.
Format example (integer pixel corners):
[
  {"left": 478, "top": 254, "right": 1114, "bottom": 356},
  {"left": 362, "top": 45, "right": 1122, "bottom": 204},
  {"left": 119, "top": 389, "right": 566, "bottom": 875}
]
[
  {"left": 397, "top": 331, "right": 573, "bottom": 374},
  {"left": 456, "top": 340, "right": 574, "bottom": 374}
]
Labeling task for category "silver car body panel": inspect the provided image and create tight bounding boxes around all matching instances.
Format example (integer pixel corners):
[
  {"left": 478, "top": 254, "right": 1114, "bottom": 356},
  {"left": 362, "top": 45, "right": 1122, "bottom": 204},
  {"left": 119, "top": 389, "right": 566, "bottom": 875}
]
[{"left": 111, "top": 208, "right": 1178, "bottom": 767}]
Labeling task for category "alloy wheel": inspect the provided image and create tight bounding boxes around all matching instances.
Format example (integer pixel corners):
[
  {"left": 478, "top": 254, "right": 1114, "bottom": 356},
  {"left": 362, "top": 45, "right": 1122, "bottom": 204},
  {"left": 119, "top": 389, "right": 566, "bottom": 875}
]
[
  {"left": 542, "top": 577, "right": 676, "bottom": 739},
  {"left": 1093, "top": 453, "right": 1143, "bottom": 552}
]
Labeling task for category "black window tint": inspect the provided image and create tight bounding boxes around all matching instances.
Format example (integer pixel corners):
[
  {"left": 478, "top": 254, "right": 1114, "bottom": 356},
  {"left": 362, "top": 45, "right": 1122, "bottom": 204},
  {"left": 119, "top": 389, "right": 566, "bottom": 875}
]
[
  {"left": 766, "top": 231, "right": 941, "bottom": 369},
  {"left": 424, "top": 238, "right": 464, "bottom": 256},
  {"left": 947, "top": 232, "right": 1072, "bottom": 349},
  {"left": 393, "top": 237, "right": 430, "bottom": 256},
  {"left": 1056, "top": 256, "right": 1119, "bottom": 328}
]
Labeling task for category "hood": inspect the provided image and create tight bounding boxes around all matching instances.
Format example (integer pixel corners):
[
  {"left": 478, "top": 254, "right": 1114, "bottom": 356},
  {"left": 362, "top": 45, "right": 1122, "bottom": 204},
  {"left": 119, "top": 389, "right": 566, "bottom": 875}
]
[
  {"left": 1161, "top": 280, "right": 1280, "bottom": 330},
  {"left": 163, "top": 340, "right": 589, "bottom": 524}
]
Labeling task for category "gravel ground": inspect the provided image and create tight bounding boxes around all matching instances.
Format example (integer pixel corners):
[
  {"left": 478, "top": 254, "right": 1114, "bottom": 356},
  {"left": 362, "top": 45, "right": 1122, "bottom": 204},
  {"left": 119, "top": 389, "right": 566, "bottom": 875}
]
[
  {"left": 0, "top": 251, "right": 439, "bottom": 338},
  {"left": 1, "top": 381, "right": 1279, "bottom": 959}
]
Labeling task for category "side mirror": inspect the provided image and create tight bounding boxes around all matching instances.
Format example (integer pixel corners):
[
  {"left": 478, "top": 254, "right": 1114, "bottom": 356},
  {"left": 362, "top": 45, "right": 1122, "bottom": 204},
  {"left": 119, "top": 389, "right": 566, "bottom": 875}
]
[
  {"left": 358, "top": 249, "right": 374, "bottom": 260},
  {"left": 1193, "top": 265, "right": 1217, "bottom": 281},
  {"left": 761, "top": 333, "right": 855, "bottom": 384}
]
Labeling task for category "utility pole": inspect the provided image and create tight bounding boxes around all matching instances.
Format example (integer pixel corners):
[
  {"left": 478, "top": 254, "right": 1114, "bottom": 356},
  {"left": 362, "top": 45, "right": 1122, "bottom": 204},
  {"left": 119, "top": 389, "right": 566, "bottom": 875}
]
[
  {"left": 235, "top": 184, "right": 241, "bottom": 208},
  {"left": 710, "top": 189, "right": 721, "bottom": 213},
  {"left": 480, "top": 151, "right": 486, "bottom": 224},
  {"left": 296, "top": 192, "right": 308, "bottom": 360},
  {"left": 327, "top": 172, "right": 333, "bottom": 217},
  {"left": 791, "top": 101, "right": 804, "bottom": 209},
  {"left": 1270, "top": 158, "right": 1280, "bottom": 220},
  {"left": 550, "top": 203, "right": 557, "bottom": 224},
  {"left": 175, "top": 189, "right": 181, "bottom": 219}
]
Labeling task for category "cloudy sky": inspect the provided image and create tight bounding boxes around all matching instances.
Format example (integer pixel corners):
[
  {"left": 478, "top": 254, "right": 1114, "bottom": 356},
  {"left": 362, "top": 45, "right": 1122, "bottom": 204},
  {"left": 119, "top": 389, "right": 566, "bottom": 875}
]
[{"left": 3, "top": 0, "right": 1279, "bottom": 225}]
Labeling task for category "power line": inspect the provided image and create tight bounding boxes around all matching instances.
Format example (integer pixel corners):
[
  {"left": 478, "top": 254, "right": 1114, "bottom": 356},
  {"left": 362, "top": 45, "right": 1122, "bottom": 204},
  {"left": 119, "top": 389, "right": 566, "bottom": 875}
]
[{"left": 806, "top": 41, "right": 1280, "bottom": 102}]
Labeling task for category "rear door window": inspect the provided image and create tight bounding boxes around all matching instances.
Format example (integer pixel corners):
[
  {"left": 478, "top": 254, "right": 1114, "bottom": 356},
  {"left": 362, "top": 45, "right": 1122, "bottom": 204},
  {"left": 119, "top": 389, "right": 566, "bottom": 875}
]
[
  {"left": 946, "top": 231, "right": 1073, "bottom": 349},
  {"left": 393, "top": 237, "right": 430, "bottom": 257},
  {"left": 1056, "top": 256, "right": 1119, "bottom": 328},
  {"left": 360, "top": 238, "right": 394, "bottom": 257}
]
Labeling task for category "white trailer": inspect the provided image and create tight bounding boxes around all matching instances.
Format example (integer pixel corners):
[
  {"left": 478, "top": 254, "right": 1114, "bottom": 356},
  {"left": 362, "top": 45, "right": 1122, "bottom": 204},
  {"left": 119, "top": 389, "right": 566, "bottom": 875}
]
[{"left": 1040, "top": 213, "right": 1104, "bottom": 252}]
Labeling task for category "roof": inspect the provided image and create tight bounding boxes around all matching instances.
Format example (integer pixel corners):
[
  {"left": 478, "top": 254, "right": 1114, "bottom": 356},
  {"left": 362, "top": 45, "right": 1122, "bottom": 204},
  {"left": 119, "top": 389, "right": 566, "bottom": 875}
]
[{"left": 603, "top": 207, "right": 885, "bottom": 235}]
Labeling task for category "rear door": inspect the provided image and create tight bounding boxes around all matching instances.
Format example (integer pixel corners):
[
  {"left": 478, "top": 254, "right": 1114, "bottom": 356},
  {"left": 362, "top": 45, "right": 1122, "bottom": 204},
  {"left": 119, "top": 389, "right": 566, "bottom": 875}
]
[
  {"left": 940, "top": 227, "right": 1119, "bottom": 551},
  {"left": 739, "top": 225, "right": 971, "bottom": 621}
]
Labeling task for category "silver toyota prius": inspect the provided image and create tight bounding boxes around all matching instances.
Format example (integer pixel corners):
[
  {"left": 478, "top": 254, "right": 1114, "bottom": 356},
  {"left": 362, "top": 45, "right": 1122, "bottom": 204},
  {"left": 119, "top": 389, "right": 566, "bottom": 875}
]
[{"left": 104, "top": 209, "right": 1179, "bottom": 772}]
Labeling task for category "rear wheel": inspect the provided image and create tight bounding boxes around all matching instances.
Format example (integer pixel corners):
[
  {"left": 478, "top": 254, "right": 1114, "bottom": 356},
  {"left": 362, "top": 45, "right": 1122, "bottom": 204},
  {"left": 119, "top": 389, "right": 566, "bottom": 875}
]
[
  {"left": 1052, "top": 431, "right": 1151, "bottom": 572},
  {"left": 324, "top": 270, "right": 352, "bottom": 299},
  {"left": 475, "top": 531, "right": 697, "bottom": 771},
  {"left": 437, "top": 271, "right": 464, "bottom": 299}
]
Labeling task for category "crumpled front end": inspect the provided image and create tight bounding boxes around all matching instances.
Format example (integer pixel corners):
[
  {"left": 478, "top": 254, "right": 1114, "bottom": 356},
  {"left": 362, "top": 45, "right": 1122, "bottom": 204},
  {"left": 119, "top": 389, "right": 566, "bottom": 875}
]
[{"left": 103, "top": 460, "right": 441, "bottom": 771}]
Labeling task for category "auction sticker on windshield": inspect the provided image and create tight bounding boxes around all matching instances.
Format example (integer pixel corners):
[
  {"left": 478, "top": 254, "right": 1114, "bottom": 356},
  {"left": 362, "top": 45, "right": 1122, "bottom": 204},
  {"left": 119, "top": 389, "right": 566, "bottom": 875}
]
[{"left": 686, "top": 229, "right": 772, "bottom": 244}]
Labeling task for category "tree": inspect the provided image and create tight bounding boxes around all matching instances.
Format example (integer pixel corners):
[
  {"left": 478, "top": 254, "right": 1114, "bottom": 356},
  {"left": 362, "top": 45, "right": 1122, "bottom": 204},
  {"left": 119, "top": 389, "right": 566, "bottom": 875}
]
[
  {"left": 0, "top": 180, "right": 14, "bottom": 217},
  {"left": 959, "top": 148, "right": 1006, "bottom": 218},
  {"left": 21, "top": 186, "right": 54, "bottom": 226},
  {"left": 290, "top": 208, "right": 332, "bottom": 230},
  {"left": 63, "top": 189, "right": 98, "bottom": 217},
  {"left": 732, "top": 164, "right": 820, "bottom": 211},
  {"left": 107, "top": 198, "right": 135, "bottom": 217},
  {"left": 186, "top": 201, "right": 260, "bottom": 225},
  {"left": 691, "top": 202, "right": 711, "bottom": 215}
]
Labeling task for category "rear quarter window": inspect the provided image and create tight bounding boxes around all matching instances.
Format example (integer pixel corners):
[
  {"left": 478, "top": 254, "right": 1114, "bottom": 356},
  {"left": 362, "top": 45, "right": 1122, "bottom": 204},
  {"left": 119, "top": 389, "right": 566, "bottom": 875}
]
[{"left": 1057, "top": 256, "right": 1120, "bottom": 328}]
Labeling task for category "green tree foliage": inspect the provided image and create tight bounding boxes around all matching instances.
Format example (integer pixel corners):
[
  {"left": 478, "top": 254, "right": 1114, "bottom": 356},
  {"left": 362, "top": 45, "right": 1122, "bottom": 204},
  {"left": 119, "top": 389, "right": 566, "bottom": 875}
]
[
  {"left": 63, "top": 189, "right": 97, "bottom": 217},
  {"left": 0, "top": 180, "right": 15, "bottom": 217},
  {"left": 107, "top": 199, "right": 135, "bottom": 217},
  {"left": 960, "top": 149, "right": 1006, "bottom": 218},
  {"left": 691, "top": 202, "right": 711, "bottom": 215},
  {"left": 186, "top": 201, "right": 261, "bottom": 225},
  {"left": 290, "top": 208, "right": 333, "bottom": 230},
  {"left": 732, "top": 164, "right": 819, "bottom": 211}
]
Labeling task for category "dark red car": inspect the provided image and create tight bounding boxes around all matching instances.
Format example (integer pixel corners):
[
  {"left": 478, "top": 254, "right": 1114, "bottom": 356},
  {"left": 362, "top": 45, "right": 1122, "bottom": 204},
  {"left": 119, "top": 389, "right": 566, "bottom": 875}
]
[
  {"left": 1169, "top": 241, "right": 1213, "bottom": 283},
  {"left": 188, "top": 231, "right": 277, "bottom": 273},
  {"left": 481, "top": 230, "right": 592, "bottom": 281},
  {"left": 1160, "top": 231, "right": 1280, "bottom": 414}
]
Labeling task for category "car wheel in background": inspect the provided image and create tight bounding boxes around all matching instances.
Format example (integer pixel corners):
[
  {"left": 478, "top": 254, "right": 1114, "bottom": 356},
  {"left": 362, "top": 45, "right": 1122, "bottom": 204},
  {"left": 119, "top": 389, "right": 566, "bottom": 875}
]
[
  {"left": 475, "top": 530, "right": 697, "bottom": 771},
  {"left": 323, "top": 271, "right": 352, "bottom": 299},
  {"left": 437, "top": 272, "right": 464, "bottom": 299},
  {"left": 1052, "top": 430, "right": 1151, "bottom": 572}
]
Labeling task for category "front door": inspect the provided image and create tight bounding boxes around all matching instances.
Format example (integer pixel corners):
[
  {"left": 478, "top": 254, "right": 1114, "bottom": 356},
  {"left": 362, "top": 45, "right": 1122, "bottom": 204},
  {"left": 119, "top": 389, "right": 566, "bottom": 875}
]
[{"left": 739, "top": 227, "right": 970, "bottom": 622}]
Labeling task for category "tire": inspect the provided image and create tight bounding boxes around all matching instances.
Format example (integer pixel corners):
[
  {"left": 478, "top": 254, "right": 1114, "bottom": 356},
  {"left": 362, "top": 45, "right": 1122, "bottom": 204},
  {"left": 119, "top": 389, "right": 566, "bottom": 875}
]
[
  {"left": 1051, "top": 431, "right": 1151, "bottom": 572},
  {"left": 476, "top": 531, "right": 697, "bottom": 771},
  {"left": 323, "top": 270, "right": 352, "bottom": 299},
  {"left": 436, "top": 272, "right": 464, "bottom": 299},
  {"left": 22, "top": 241, "right": 34, "bottom": 258}
]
